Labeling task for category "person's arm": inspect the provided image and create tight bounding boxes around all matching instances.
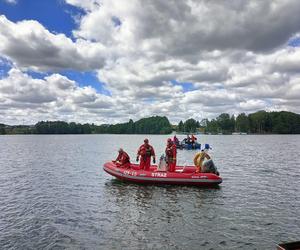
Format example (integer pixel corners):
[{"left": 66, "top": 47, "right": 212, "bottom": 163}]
[
  {"left": 116, "top": 152, "right": 121, "bottom": 162},
  {"left": 205, "top": 153, "right": 211, "bottom": 160},
  {"left": 136, "top": 147, "right": 141, "bottom": 161}
]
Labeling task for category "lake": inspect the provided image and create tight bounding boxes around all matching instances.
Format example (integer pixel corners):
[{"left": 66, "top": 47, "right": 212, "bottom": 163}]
[{"left": 0, "top": 134, "right": 299, "bottom": 249}]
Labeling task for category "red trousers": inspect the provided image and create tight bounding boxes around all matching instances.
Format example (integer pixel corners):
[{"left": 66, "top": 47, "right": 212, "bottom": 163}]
[
  {"left": 139, "top": 156, "right": 151, "bottom": 171},
  {"left": 168, "top": 162, "right": 176, "bottom": 172},
  {"left": 167, "top": 157, "right": 176, "bottom": 172}
]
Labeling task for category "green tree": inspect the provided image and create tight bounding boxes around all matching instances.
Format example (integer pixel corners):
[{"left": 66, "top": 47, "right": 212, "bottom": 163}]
[
  {"left": 236, "top": 113, "right": 249, "bottom": 132},
  {"left": 178, "top": 120, "right": 184, "bottom": 132},
  {"left": 184, "top": 118, "right": 198, "bottom": 133},
  {"left": 216, "top": 113, "right": 233, "bottom": 133}
]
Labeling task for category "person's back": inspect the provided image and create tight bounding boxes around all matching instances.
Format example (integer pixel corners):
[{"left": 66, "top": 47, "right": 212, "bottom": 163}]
[
  {"left": 194, "top": 144, "right": 219, "bottom": 175},
  {"left": 202, "top": 159, "right": 219, "bottom": 175}
]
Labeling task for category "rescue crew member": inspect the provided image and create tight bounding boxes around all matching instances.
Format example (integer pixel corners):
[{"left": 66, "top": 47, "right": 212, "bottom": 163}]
[
  {"left": 136, "top": 138, "right": 156, "bottom": 171},
  {"left": 193, "top": 145, "right": 211, "bottom": 173},
  {"left": 191, "top": 134, "right": 197, "bottom": 143},
  {"left": 114, "top": 148, "right": 131, "bottom": 169},
  {"left": 186, "top": 135, "right": 192, "bottom": 145},
  {"left": 165, "top": 138, "right": 177, "bottom": 172},
  {"left": 173, "top": 135, "right": 179, "bottom": 145}
]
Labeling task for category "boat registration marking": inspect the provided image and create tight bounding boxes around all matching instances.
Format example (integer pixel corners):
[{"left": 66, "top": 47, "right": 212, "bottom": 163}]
[
  {"left": 151, "top": 172, "right": 167, "bottom": 178},
  {"left": 123, "top": 170, "right": 137, "bottom": 176},
  {"left": 192, "top": 176, "right": 208, "bottom": 179}
]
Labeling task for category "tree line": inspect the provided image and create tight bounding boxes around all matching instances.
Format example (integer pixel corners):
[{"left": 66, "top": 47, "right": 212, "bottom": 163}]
[
  {"left": 0, "top": 116, "right": 172, "bottom": 134},
  {"left": 177, "top": 111, "right": 300, "bottom": 134},
  {"left": 1, "top": 111, "right": 300, "bottom": 135}
]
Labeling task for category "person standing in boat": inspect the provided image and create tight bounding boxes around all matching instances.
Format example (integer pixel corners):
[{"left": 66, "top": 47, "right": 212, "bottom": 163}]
[
  {"left": 114, "top": 148, "right": 131, "bottom": 169},
  {"left": 165, "top": 138, "right": 177, "bottom": 172},
  {"left": 136, "top": 138, "right": 156, "bottom": 171},
  {"left": 173, "top": 135, "right": 179, "bottom": 146}
]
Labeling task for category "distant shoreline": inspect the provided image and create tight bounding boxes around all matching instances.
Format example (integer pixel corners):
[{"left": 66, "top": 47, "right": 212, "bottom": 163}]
[
  {"left": 1, "top": 133, "right": 300, "bottom": 136},
  {"left": 1, "top": 110, "right": 300, "bottom": 135}
]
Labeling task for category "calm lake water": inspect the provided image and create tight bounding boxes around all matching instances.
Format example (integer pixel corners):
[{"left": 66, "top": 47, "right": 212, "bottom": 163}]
[{"left": 0, "top": 134, "right": 299, "bottom": 250}]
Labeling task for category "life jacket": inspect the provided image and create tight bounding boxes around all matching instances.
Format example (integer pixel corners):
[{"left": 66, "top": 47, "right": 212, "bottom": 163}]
[
  {"left": 166, "top": 146, "right": 172, "bottom": 156},
  {"left": 145, "top": 146, "right": 152, "bottom": 156},
  {"left": 165, "top": 144, "right": 176, "bottom": 157},
  {"left": 139, "top": 144, "right": 153, "bottom": 157}
]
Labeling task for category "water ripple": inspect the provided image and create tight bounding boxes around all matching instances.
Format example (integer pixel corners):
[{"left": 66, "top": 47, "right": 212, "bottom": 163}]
[{"left": 0, "top": 134, "right": 300, "bottom": 249}]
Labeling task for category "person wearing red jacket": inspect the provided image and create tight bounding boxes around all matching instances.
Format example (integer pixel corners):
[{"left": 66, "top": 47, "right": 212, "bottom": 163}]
[
  {"left": 165, "top": 138, "right": 177, "bottom": 172},
  {"left": 191, "top": 134, "right": 197, "bottom": 143},
  {"left": 136, "top": 138, "right": 156, "bottom": 171},
  {"left": 114, "top": 148, "right": 131, "bottom": 169}
]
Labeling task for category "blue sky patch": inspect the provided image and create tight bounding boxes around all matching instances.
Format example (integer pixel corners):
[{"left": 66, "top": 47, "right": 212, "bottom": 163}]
[
  {"left": 61, "top": 71, "right": 112, "bottom": 96},
  {"left": 0, "top": 57, "right": 12, "bottom": 78},
  {"left": 26, "top": 70, "right": 48, "bottom": 79},
  {"left": 0, "top": 0, "right": 83, "bottom": 37},
  {"left": 288, "top": 37, "right": 300, "bottom": 47},
  {"left": 171, "top": 80, "right": 195, "bottom": 92}
]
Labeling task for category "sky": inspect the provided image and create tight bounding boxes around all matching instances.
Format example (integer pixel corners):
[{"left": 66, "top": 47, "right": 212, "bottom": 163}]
[{"left": 0, "top": 0, "right": 300, "bottom": 125}]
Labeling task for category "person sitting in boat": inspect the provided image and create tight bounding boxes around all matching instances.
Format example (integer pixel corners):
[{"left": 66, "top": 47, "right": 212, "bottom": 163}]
[
  {"left": 136, "top": 138, "right": 156, "bottom": 171},
  {"left": 191, "top": 134, "right": 197, "bottom": 149},
  {"left": 183, "top": 135, "right": 191, "bottom": 145},
  {"left": 193, "top": 144, "right": 212, "bottom": 173},
  {"left": 114, "top": 148, "right": 131, "bottom": 169},
  {"left": 191, "top": 134, "right": 197, "bottom": 143},
  {"left": 193, "top": 144, "right": 219, "bottom": 175},
  {"left": 165, "top": 138, "right": 177, "bottom": 172}
]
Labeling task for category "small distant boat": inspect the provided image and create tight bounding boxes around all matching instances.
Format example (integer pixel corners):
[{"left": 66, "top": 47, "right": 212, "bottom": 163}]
[
  {"left": 277, "top": 241, "right": 300, "bottom": 250},
  {"left": 177, "top": 142, "right": 201, "bottom": 150},
  {"left": 103, "top": 162, "right": 222, "bottom": 186}
]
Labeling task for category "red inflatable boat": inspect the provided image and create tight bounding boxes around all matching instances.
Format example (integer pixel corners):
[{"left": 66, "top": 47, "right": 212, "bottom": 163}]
[{"left": 103, "top": 161, "right": 222, "bottom": 186}]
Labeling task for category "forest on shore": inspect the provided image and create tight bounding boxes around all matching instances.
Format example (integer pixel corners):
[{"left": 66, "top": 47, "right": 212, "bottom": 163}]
[{"left": 1, "top": 110, "right": 300, "bottom": 135}]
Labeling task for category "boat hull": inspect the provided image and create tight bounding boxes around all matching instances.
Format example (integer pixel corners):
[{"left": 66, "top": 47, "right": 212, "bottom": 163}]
[{"left": 103, "top": 162, "right": 222, "bottom": 186}]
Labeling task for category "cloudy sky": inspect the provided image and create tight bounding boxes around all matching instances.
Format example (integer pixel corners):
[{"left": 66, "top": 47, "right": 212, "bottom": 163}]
[{"left": 1, "top": 0, "right": 300, "bottom": 125}]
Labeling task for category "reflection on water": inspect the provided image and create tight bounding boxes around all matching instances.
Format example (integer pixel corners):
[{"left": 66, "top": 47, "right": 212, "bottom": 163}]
[{"left": 0, "top": 134, "right": 300, "bottom": 249}]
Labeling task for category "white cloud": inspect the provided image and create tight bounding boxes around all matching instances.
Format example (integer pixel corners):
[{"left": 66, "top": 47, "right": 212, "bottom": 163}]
[
  {"left": 1, "top": 1, "right": 300, "bottom": 124},
  {"left": 0, "top": 15, "right": 107, "bottom": 71},
  {"left": 4, "top": 0, "right": 17, "bottom": 5}
]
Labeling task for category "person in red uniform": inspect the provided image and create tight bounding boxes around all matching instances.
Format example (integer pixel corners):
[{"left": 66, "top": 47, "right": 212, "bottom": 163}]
[
  {"left": 165, "top": 138, "right": 177, "bottom": 172},
  {"left": 173, "top": 135, "right": 179, "bottom": 146},
  {"left": 114, "top": 148, "right": 131, "bottom": 169},
  {"left": 191, "top": 134, "right": 197, "bottom": 143},
  {"left": 136, "top": 139, "right": 156, "bottom": 171}
]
